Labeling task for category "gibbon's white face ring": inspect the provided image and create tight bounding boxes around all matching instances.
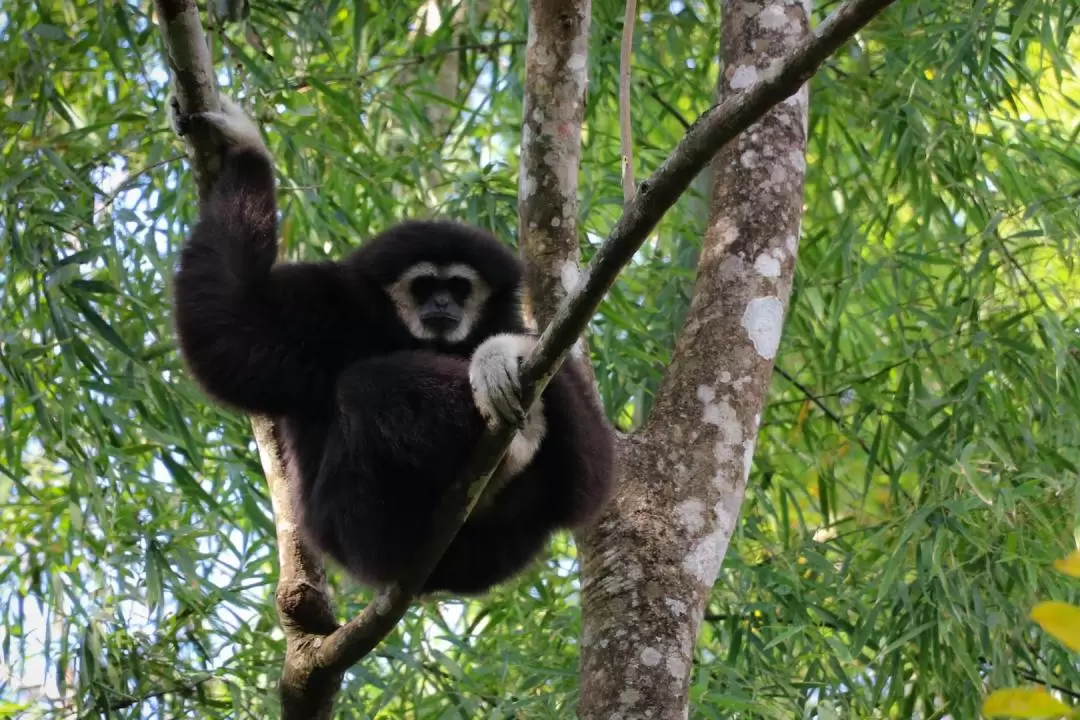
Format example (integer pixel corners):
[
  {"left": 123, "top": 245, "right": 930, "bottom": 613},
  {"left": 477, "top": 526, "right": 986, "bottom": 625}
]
[{"left": 386, "top": 262, "right": 491, "bottom": 343}]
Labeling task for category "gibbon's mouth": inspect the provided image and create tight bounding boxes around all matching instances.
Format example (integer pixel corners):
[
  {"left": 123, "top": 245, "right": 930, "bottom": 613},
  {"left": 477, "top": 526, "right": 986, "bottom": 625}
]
[{"left": 420, "top": 312, "right": 461, "bottom": 332}]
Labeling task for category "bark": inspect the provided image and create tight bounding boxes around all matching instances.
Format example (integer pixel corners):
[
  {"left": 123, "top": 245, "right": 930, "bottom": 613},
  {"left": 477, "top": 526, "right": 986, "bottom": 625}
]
[
  {"left": 577, "top": 0, "right": 897, "bottom": 718},
  {"left": 518, "top": 0, "right": 591, "bottom": 329}
]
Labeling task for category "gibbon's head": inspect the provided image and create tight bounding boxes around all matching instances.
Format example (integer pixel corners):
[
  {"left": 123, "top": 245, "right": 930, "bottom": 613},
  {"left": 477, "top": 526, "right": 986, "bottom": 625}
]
[
  {"left": 353, "top": 220, "right": 524, "bottom": 346},
  {"left": 387, "top": 260, "right": 490, "bottom": 343}
]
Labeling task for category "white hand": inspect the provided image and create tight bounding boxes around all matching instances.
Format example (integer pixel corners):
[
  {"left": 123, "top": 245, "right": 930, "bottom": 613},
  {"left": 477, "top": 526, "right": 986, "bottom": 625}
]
[
  {"left": 469, "top": 333, "right": 536, "bottom": 428},
  {"left": 469, "top": 334, "right": 547, "bottom": 485},
  {"left": 169, "top": 94, "right": 270, "bottom": 159}
]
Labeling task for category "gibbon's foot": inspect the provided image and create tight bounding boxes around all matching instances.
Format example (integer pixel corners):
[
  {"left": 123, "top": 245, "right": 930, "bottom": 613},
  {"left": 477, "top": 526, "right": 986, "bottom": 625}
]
[
  {"left": 469, "top": 333, "right": 539, "bottom": 430},
  {"left": 168, "top": 93, "right": 269, "bottom": 159},
  {"left": 499, "top": 398, "right": 547, "bottom": 479}
]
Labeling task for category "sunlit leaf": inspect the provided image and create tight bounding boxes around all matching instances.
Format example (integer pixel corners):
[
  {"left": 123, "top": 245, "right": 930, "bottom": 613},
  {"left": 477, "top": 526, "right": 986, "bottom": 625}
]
[
  {"left": 982, "top": 687, "right": 1073, "bottom": 718},
  {"left": 1031, "top": 602, "right": 1080, "bottom": 652},
  {"left": 1054, "top": 551, "right": 1080, "bottom": 579}
]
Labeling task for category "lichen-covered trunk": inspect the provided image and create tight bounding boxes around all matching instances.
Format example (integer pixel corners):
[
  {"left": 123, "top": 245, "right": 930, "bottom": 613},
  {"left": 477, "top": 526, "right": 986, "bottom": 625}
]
[
  {"left": 577, "top": 1, "right": 812, "bottom": 717},
  {"left": 517, "top": 0, "right": 591, "bottom": 329}
]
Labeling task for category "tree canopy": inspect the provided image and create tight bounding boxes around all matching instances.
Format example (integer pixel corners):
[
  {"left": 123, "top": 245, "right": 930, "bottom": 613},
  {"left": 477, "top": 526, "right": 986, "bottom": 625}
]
[{"left": 1, "top": 1, "right": 1078, "bottom": 717}]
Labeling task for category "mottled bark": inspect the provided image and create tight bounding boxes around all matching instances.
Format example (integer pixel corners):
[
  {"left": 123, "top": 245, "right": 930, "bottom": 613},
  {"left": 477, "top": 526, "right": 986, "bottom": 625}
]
[
  {"left": 518, "top": 0, "right": 591, "bottom": 328},
  {"left": 577, "top": 0, "right": 897, "bottom": 718},
  {"left": 253, "top": 422, "right": 340, "bottom": 720}
]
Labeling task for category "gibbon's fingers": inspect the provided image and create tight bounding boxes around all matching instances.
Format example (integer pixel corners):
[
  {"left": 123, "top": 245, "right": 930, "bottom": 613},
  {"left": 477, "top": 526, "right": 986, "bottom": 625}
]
[
  {"left": 469, "top": 333, "right": 537, "bottom": 429},
  {"left": 493, "top": 355, "right": 523, "bottom": 427},
  {"left": 169, "top": 94, "right": 268, "bottom": 158},
  {"left": 487, "top": 353, "right": 523, "bottom": 427}
]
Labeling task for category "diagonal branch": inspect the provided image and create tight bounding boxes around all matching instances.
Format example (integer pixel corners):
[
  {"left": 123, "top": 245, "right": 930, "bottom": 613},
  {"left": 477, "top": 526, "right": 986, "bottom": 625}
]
[
  {"left": 517, "top": 0, "right": 898, "bottom": 403},
  {"left": 322, "top": 0, "right": 900, "bottom": 670},
  {"left": 154, "top": 0, "right": 897, "bottom": 713}
]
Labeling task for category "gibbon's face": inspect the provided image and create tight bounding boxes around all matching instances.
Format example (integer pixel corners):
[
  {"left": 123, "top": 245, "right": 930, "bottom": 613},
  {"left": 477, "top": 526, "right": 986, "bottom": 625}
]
[{"left": 386, "top": 262, "right": 491, "bottom": 344}]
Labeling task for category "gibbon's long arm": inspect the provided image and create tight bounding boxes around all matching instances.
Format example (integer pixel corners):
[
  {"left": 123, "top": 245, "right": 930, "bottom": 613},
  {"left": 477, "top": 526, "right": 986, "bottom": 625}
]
[{"left": 172, "top": 99, "right": 353, "bottom": 414}]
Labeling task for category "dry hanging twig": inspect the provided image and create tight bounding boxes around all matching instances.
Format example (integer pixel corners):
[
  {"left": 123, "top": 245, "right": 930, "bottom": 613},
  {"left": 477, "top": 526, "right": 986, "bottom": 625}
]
[{"left": 619, "top": 0, "right": 637, "bottom": 203}]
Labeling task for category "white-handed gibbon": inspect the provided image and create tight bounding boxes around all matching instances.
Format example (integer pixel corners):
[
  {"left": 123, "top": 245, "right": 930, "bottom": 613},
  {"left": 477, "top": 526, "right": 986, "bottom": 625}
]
[{"left": 170, "top": 95, "right": 614, "bottom": 594}]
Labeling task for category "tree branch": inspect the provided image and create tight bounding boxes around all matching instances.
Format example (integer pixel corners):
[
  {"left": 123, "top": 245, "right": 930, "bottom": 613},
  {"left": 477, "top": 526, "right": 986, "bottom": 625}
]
[
  {"left": 155, "top": 0, "right": 897, "bottom": 713},
  {"left": 152, "top": 1, "right": 340, "bottom": 716},
  {"left": 80, "top": 673, "right": 212, "bottom": 719},
  {"left": 772, "top": 365, "right": 887, "bottom": 473},
  {"left": 517, "top": 0, "right": 592, "bottom": 328},
  {"left": 579, "top": 0, "right": 897, "bottom": 714},
  {"left": 521, "top": 0, "right": 898, "bottom": 400}
]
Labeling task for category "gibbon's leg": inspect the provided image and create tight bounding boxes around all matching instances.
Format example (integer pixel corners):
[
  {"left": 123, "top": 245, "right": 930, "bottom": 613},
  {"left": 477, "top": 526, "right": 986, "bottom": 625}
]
[
  {"left": 303, "top": 351, "right": 485, "bottom": 586},
  {"left": 303, "top": 345, "right": 554, "bottom": 590},
  {"left": 171, "top": 95, "right": 355, "bottom": 414}
]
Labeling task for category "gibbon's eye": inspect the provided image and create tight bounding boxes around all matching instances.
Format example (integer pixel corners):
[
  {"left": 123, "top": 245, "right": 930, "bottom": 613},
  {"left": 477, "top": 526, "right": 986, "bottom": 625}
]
[
  {"left": 447, "top": 277, "right": 472, "bottom": 303},
  {"left": 410, "top": 276, "right": 438, "bottom": 302}
]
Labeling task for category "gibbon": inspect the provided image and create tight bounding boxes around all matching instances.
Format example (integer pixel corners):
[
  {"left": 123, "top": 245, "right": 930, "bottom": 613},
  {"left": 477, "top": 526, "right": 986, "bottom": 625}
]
[{"left": 170, "top": 95, "right": 614, "bottom": 594}]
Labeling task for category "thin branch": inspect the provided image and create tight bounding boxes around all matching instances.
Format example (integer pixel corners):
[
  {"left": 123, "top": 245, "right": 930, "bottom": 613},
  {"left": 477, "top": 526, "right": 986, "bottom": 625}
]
[
  {"left": 1014, "top": 668, "right": 1080, "bottom": 702},
  {"left": 284, "top": 40, "right": 524, "bottom": 90},
  {"left": 772, "top": 365, "right": 890, "bottom": 474},
  {"left": 76, "top": 674, "right": 212, "bottom": 719},
  {"left": 67, "top": 154, "right": 182, "bottom": 236},
  {"left": 646, "top": 82, "right": 692, "bottom": 130},
  {"left": 619, "top": 0, "right": 637, "bottom": 203}
]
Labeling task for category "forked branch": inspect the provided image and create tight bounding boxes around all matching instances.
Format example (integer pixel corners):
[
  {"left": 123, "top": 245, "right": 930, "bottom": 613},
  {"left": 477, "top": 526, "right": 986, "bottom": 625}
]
[{"left": 153, "top": 0, "right": 896, "bottom": 713}]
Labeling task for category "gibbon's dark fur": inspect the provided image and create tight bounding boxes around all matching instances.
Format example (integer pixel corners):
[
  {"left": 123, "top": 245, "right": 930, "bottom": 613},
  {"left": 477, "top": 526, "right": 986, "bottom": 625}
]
[{"left": 172, "top": 123, "right": 614, "bottom": 594}]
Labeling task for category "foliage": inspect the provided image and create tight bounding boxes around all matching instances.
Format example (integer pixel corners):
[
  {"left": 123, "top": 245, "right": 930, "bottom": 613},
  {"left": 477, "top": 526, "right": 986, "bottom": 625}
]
[
  {"left": 983, "top": 551, "right": 1080, "bottom": 719},
  {"left": 0, "top": 0, "right": 1077, "bottom": 718}
]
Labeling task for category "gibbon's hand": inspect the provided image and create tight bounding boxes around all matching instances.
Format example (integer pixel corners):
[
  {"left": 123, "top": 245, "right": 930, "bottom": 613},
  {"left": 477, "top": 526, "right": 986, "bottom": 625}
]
[
  {"left": 469, "top": 333, "right": 547, "bottom": 480},
  {"left": 168, "top": 94, "right": 270, "bottom": 160},
  {"left": 469, "top": 333, "right": 539, "bottom": 429}
]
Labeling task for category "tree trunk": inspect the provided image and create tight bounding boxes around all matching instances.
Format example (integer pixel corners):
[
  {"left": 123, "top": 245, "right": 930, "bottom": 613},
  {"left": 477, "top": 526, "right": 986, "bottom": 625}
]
[
  {"left": 517, "top": 0, "right": 592, "bottom": 329},
  {"left": 577, "top": 1, "right": 812, "bottom": 717}
]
